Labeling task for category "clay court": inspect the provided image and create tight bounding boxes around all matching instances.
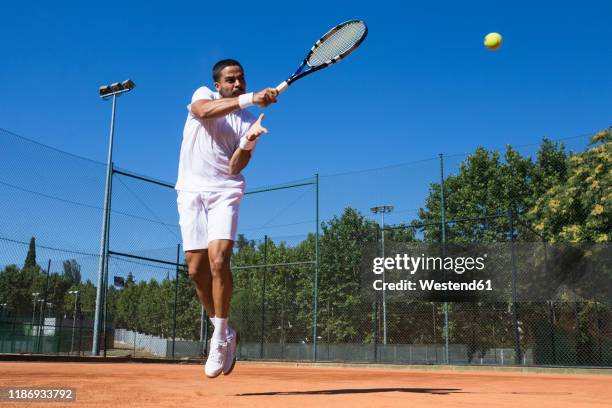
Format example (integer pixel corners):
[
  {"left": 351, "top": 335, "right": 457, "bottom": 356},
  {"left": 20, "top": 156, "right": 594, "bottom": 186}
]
[{"left": 1, "top": 361, "right": 611, "bottom": 407}]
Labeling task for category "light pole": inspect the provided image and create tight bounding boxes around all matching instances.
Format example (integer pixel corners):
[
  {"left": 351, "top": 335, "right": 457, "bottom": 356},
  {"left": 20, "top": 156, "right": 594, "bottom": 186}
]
[
  {"left": 371, "top": 205, "right": 394, "bottom": 345},
  {"left": 69, "top": 290, "right": 79, "bottom": 354},
  {"left": 93, "top": 79, "right": 136, "bottom": 355}
]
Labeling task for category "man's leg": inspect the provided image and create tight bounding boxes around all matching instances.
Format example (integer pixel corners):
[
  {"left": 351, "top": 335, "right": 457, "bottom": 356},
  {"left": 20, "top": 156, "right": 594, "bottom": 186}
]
[
  {"left": 207, "top": 239, "right": 234, "bottom": 320},
  {"left": 185, "top": 249, "right": 215, "bottom": 319},
  {"left": 205, "top": 189, "right": 242, "bottom": 376},
  {"left": 199, "top": 239, "right": 235, "bottom": 378},
  {"left": 177, "top": 190, "right": 227, "bottom": 378}
]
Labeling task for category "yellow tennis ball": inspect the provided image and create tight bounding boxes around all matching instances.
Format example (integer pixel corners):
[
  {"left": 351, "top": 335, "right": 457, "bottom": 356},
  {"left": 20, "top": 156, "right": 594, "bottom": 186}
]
[{"left": 484, "top": 32, "right": 503, "bottom": 50}]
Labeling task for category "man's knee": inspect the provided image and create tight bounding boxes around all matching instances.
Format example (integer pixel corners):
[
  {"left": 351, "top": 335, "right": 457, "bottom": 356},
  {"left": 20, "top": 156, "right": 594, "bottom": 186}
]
[
  {"left": 187, "top": 265, "right": 203, "bottom": 281},
  {"left": 210, "top": 254, "right": 231, "bottom": 276},
  {"left": 185, "top": 251, "right": 209, "bottom": 281}
]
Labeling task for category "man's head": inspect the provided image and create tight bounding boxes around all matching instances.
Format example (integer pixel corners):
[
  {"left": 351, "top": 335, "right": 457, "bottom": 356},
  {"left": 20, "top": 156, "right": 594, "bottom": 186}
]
[{"left": 213, "top": 59, "right": 246, "bottom": 98}]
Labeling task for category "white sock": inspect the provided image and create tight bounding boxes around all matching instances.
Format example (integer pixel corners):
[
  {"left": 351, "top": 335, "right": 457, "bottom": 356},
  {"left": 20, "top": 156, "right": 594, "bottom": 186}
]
[
  {"left": 213, "top": 318, "right": 228, "bottom": 341},
  {"left": 209, "top": 316, "right": 216, "bottom": 327}
]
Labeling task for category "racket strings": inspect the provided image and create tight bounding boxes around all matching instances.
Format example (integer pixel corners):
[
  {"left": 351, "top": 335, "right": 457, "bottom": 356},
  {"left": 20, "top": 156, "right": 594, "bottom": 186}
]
[{"left": 307, "top": 21, "right": 366, "bottom": 67}]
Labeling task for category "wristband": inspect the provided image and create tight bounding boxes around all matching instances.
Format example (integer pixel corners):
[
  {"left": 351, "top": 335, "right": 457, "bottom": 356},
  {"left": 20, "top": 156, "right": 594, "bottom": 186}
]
[
  {"left": 239, "top": 135, "right": 259, "bottom": 151},
  {"left": 238, "top": 92, "right": 254, "bottom": 109}
]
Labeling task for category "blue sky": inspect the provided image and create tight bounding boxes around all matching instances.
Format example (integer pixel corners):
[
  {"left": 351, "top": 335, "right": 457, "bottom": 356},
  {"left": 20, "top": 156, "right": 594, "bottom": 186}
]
[{"left": 1, "top": 0, "right": 611, "bottom": 278}]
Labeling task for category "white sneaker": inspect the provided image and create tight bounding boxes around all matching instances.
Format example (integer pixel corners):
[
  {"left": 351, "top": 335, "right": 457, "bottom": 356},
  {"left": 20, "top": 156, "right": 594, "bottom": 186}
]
[
  {"left": 223, "top": 328, "right": 240, "bottom": 375},
  {"left": 205, "top": 339, "right": 227, "bottom": 378}
]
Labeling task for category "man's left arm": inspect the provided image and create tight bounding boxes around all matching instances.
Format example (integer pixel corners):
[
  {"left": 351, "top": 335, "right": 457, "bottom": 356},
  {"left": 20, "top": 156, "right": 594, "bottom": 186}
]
[{"left": 228, "top": 114, "right": 267, "bottom": 175}]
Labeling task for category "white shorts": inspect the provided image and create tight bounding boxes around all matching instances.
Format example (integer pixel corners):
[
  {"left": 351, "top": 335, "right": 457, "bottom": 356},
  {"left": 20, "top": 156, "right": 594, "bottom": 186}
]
[{"left": 176, "top": 189, "right": 244, "bottom": 251}]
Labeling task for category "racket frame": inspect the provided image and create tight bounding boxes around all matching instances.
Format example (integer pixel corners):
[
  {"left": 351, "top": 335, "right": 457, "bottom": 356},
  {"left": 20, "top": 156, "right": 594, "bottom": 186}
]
[{"left": 276, "top": 19, "right": 368, "bottom": 93}]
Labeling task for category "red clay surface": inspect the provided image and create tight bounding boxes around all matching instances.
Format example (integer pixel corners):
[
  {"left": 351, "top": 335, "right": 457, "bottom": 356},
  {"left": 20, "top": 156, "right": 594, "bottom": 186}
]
[{"left": 0, "top": 361, "right": 611, "bottom": 407}]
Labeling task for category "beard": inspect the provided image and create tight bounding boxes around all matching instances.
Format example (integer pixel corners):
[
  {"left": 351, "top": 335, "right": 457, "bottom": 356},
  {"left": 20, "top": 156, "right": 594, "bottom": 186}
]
[{"left": 219, "top": 87, "right": 245, "bottom": 98}]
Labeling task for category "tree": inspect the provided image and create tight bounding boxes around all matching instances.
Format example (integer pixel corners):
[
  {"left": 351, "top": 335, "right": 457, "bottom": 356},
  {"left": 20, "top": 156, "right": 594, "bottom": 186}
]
[
  {"left": 0, "top": 264, "right": 43, "bottom": 315},
  {"left": 529, "top": 129, "right": 611, "bottom": 242},
  {"left": 24, "top": 237, "right": 37, "bottom": 269},
  {"left": 418, "top": 141, "right": 569, "bottom": 242},
  {"left": 45, "top": 272, "right": 72, "bottom": 318},
  {"left": 317, "top": 208, "right": 379, "bottom": 342},
  {"left": 413, "top": 139, "right": 574, "bottom": 360},
  {"left": 76, "top": 280, "right": 97, "bottom": 321},
  {"left": 115, "top": 280, "right": 141, "bottom": 331},
  {"left": 63, "top": 259, "right": 81, "bottom": 286},
  {"left": 235, "top": 234, "right": 255, "bottom": 253}
]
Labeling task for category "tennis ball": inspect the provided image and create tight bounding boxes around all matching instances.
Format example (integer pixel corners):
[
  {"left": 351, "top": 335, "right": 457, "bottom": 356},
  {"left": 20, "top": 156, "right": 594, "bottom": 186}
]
[{"left": 484, "top": 32, "right": 503, "bottom": 50}]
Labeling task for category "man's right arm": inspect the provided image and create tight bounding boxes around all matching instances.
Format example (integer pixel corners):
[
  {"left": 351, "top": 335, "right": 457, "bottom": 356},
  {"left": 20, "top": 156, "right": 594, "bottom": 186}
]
[
  {"left": 191, "top": 97, "right": 241, "bottom": 120},
  {"left": 191, "top": 88, "right": 279, "bottom": 120}
]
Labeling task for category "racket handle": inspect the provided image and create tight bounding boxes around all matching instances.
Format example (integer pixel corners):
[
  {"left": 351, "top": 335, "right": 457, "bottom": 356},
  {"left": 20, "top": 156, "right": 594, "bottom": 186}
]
[{"left": 276, "top": 81, "right": 289, "bottom": 94}]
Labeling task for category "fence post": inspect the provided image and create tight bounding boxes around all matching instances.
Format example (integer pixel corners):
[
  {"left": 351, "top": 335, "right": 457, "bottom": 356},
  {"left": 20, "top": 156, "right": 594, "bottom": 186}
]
[
  {"left": 373, "top": 300, "right": 378, "bottom": 362},
  {"left": 57, "top": 316, "right": 63, "bottom": 354},
  {"left": 11, "top": 314, "right": 16, "bottom": 353},
  {"left": 25, "top": 320, "right": 31, "bottom": 353},
  {"left": 508, "top": 209, "right": 523, "bottom": 365},
  {"left": 313, "top": 173, "right": 320, "bottom": 362},
  {"left": 542, "top": 240, "right": 556, "bottom": 364},
  {"left": 78, "top": 315, "right": 83, "bottom": 356},
  {"left": 548, "top": 301, "right": 557, "bottom": 364},
  {"left": 261, "top": 235, "right": 267, "bottom": 359},
  {"left": 596, "top": 302, "right": 603, "bottom": 366},
  {"left": 439, "top": 153, "right": 450, "bottom": 364},
  {"left": 38, "top": 259, "right": 51, "bottom": 353},
  {"left": 172, "top": 243, "right": 180, "bottom": 359},
  {"left": 101, "top": 162, "right": 114, "bottom": 359},
  {"left": 199, "top": 305, "right": 206, "bottom": 356},
  {"left": 203, "top": 314, "right": 209, "bottom": 356}
]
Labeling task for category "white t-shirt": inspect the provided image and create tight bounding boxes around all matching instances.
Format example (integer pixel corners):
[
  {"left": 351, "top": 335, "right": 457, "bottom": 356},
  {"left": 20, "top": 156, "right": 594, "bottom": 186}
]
[{"left": 175, "top": 86, "right": 257, "bottom": 192}]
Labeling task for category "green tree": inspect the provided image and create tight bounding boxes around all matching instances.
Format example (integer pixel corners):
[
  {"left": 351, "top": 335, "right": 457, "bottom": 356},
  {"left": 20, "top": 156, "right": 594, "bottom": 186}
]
[
  {"left": 317, "top": 208, "right": 379, "bottom": 343},
  {"left": 172, "top": 271, "right": 199, "bottom": 340},
  {"left": 115, "top": 279, "right": 141, "bottom": 331},
  {"left": 62, "top": 260, "right": 81, "bottom": 286},
  {"left": 529, "top": 129, "right": 611, "bottom": 242},
  {"left": 418, "top": 141, "right": 568, "bottom": 242},
  {"left": 24, "top": 237, "right": 37, "bottom": 269},
  {"left": 76, "top": 280, "right": 97, "bottom": 321},
  {"left": 44, "top": 272, "right": 72, "bottom": 317},
  {"left": 0, "top": 264, "right": 43, "bottom": 315}
]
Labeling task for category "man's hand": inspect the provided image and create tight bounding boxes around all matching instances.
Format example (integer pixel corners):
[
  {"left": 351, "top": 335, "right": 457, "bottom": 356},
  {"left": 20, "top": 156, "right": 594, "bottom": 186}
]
[
  {"left": 245, "top": 114, "right": 268, "bottom": 141},
  {"left": 253, "top": 88, "right": 278, "bottom": 108},
  {"left": 230, "top": 113, "right": 268, "bottom": 175}
]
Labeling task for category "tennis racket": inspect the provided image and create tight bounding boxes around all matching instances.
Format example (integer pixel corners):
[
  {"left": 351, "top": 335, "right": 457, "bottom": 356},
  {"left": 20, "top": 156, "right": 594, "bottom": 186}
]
[{"left": 276, "top": 20, "right": 368, "bottom": 94}]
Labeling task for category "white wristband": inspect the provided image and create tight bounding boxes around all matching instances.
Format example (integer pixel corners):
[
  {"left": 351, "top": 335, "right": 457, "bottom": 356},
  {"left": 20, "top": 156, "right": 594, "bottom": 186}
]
[
  {"left": 238, "top": 92, "right": 254, "bottom": 109},
  {"left": 239, "top": 135, "right": 258, "bottom": 151}
]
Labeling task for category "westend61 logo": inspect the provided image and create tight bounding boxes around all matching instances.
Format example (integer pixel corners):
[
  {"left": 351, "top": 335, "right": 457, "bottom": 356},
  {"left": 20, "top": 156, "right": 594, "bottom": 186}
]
[
  {"left": 371, "top": 253, "right": 492, "bottom": 293},
  {"left": 372, "top": 254, "right": 487, "bottom": 275}
]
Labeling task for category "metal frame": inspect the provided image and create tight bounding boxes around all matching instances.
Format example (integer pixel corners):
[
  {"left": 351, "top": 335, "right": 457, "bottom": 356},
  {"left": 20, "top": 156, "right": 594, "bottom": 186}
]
[{"left": 101, "top": 168, "right": 320, "bottom": 360}]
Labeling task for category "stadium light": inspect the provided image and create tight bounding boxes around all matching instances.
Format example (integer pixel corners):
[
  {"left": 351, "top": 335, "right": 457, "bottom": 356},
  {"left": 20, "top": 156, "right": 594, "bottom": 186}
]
[
  {"left": 99, "top": 79, "right": 136, "bottom": 98},
  {"left": 370, "top": 205, "right": 394, "bottom": 345},
  {"left": 93, "top": 78, "right": 136, "bottom": 355}
]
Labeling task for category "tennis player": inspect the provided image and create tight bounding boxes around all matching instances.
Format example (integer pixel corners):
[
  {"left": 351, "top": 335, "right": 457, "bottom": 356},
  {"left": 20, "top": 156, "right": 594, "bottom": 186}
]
[{"left": 175, "top": 59, "right": 278, "bottom": 378}]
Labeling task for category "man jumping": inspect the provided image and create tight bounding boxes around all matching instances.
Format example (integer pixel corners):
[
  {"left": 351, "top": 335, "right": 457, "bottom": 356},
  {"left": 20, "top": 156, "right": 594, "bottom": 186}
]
[{"left": 175, "top": 59, "right": 278, "bottom": 378}]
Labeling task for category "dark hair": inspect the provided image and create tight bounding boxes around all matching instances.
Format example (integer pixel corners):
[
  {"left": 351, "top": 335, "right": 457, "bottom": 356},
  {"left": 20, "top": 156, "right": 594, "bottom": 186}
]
[{"left": 212, "top": 59, "right": 243, "bottom": 82}]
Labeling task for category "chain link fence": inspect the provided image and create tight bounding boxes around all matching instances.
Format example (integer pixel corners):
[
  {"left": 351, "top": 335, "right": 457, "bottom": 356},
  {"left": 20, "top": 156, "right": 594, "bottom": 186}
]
[{"left": 1, "top": 127, "right": 609, "bottom": 367}]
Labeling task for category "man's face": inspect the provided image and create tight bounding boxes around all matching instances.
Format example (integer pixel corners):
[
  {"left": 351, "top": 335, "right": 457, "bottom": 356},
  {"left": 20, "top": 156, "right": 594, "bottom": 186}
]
[{"left": 214, "top": 65, "right": 246, "bottom": 98}]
